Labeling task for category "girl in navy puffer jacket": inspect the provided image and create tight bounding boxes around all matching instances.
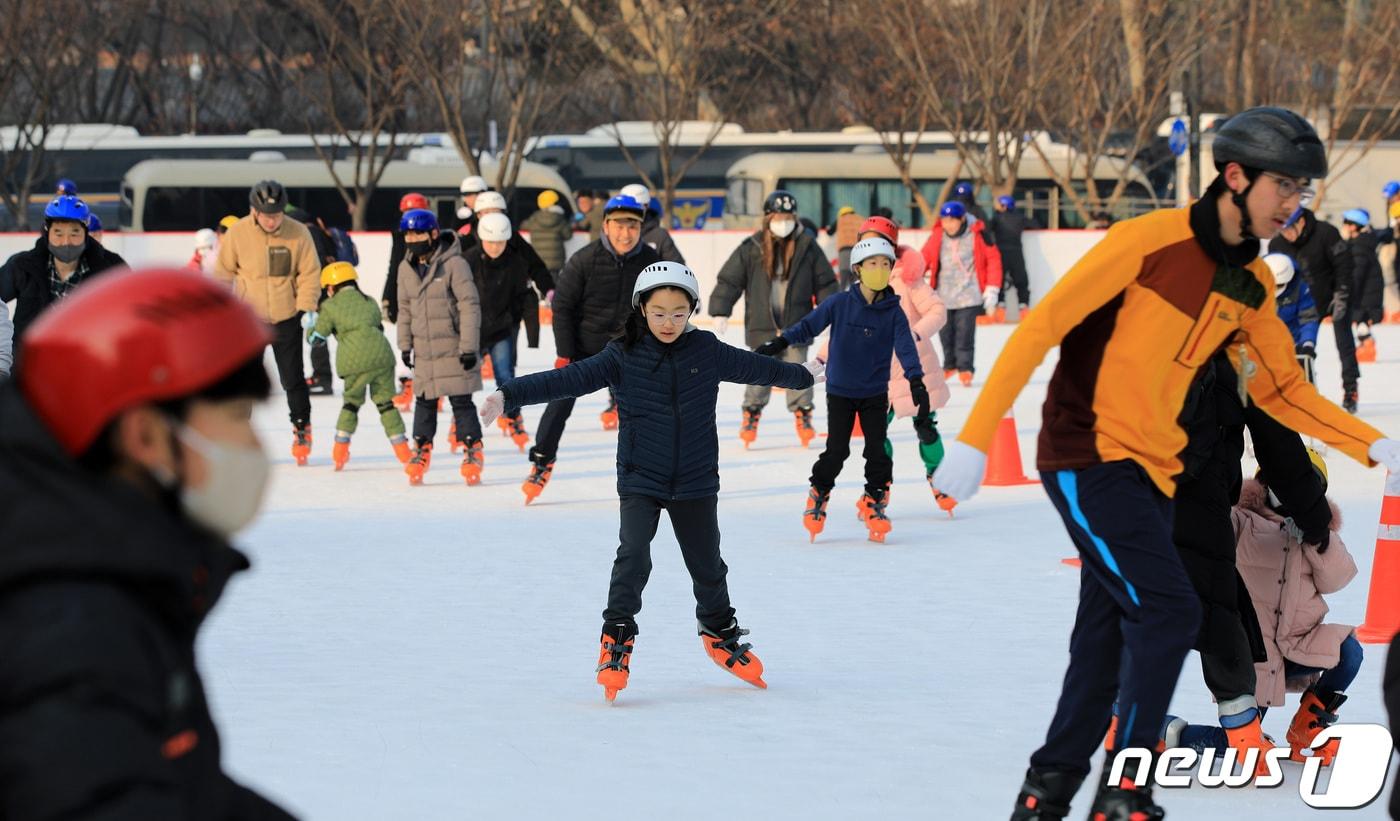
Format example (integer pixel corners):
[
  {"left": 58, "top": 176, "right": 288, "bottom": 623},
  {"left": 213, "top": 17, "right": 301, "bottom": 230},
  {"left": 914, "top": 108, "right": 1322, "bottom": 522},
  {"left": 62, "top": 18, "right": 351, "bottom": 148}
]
[{"left": 480, "top": 262, "right": 822, "bottom": 702}]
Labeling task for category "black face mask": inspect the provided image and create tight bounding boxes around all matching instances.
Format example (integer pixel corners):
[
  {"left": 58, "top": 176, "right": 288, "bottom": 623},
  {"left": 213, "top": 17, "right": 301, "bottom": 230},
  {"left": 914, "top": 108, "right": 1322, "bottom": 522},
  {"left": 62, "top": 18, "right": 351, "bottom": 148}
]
[{"left": 406, "top": 239, "right": 433, "bottom": 259}]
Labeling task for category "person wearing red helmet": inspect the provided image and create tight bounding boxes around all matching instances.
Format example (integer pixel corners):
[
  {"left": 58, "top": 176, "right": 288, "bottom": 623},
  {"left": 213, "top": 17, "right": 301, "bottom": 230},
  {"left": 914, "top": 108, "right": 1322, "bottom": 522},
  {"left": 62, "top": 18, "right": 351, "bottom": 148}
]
[{"left": 0, "top": 268, "right": 294, "bottom": 819}]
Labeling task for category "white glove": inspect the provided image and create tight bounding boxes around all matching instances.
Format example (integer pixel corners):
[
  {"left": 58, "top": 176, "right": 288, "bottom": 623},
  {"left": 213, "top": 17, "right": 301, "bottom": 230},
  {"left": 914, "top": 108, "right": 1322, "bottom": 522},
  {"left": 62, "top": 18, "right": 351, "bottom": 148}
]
[
  {"left": 1368, "top": 438, "right": 1400, "bottom": 473},
  {"left": 715, "top": 316, "right": 729, "bottom": 335},
  {"left": 803, "top": 358, "right": 826, "bottom": 383},
  {"left": 479, "top": 390, "right": 505, "bottom": 426},
  {"left": 981, "top": 286, "right": 999, "bottom": 316},
  {"left": 931, "top": 440, "right": 988, "bottom": 502}
]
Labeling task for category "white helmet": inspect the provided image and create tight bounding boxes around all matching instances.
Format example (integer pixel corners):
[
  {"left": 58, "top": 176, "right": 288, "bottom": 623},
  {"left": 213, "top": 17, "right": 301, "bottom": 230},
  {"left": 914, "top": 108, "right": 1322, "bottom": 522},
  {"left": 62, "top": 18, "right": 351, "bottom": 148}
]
[
  {"left": 477, "top": 212, "right": 512, "bottom": 242},
  {"left": 620, "top": 183, "right": 650, "bottom": 205},
  {"left": 474, "top": 191, "right": 508, "bottom": 214},
  {"left": 194, "top": 228, "right": 218, "bottom": 251},
  {"left": 459, "top": 175, "right": 488, "bottom": 195},
  {"left": 631, "top": 260, "right": 700, "bottom": 308},
  {"left": 850, "top": 236, "right": 896, "bottom": 268},
  {"left": 1263, "top": 252, "right": 1295, "bottom": 296}
]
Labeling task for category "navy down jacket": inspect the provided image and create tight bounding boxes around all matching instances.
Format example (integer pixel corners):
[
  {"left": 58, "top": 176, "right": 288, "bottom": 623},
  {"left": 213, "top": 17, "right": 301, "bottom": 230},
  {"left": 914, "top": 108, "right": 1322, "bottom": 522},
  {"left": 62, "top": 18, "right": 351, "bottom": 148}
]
[
  {"left": 779, "top": 285, "right": 922, "bottom": 399},
  {"left": 502, "top": 328, "right": 813, "bottom": 500}
]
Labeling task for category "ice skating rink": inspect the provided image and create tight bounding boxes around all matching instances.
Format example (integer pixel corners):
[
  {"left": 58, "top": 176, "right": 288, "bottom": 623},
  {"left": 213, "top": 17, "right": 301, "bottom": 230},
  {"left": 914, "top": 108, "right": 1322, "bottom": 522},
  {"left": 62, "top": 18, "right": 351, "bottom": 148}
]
[{"left": 205, "top": 321, "right": 1399, "bottom": 819}]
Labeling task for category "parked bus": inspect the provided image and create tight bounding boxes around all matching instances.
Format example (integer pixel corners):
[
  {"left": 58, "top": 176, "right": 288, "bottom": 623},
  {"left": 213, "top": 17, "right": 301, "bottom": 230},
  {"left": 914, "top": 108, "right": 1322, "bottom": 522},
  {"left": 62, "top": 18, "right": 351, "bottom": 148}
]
[
  {"left": 723, "top": 145, "right": 1160, "bottom": 230},
  {"left": 119, "top": 152, "right": 571, "bottom": 232}
]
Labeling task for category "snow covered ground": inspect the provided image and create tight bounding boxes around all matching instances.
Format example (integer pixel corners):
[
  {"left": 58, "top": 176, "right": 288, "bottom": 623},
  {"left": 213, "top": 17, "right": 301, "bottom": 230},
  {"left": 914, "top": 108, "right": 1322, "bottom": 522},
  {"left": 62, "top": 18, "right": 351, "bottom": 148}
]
[{"left": 202, "top": 319, "right": 1399, "bottom": 820}]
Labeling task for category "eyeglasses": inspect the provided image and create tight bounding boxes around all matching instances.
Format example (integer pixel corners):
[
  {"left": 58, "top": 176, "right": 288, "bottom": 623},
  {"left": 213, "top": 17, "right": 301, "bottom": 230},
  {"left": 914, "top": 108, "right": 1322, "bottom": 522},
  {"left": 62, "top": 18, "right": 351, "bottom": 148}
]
[
  {"left": 646, "top": 311, "right": 690, "bottom": 326},
  {"left": 1261, "top": 172, "right": 1315, "bottom": 204}
]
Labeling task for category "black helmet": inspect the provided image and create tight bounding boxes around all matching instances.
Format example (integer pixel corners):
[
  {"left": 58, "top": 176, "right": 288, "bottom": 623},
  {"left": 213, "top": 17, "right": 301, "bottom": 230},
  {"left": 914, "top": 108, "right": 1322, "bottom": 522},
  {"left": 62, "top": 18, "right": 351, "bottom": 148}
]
[
  {"left": 1212, "top": 106, "right": 1327, "bottom": 179},
  {"left": 764, "top": 189, "right": 797, "bottom": 215},
  {"left": 249, "top": 180, "right": 287, "bottom": 214}
]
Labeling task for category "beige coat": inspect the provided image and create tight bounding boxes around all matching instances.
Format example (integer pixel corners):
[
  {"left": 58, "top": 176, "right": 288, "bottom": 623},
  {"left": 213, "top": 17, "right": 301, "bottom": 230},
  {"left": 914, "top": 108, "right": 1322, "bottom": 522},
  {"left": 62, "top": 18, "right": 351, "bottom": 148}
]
[
  {"left": 397, "top": 233, "right": 482, "bottom": 398},
  {"left": 1233, "top": 479, "right": 1357, "bottom": 707},
  {"left": 213, "top": 214, "right": 321, "bottom": 323}
]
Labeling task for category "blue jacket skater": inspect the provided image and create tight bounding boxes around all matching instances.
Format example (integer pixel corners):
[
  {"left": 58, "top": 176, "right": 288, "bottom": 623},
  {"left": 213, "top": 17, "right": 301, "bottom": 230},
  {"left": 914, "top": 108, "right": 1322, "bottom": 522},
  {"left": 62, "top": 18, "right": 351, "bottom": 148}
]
[
  {"left": 502, "top": 328, "right": 813, "bottom": 500},
  {"left": 780, "top": 285, "right": 923, "bottom": 399}
]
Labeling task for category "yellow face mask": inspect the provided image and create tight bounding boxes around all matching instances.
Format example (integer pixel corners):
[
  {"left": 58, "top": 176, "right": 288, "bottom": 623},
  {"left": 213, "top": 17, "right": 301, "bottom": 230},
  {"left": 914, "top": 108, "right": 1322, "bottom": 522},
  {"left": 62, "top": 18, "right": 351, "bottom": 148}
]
[{"left": 857, "top": 258, "right": 892, "bottom": 291}]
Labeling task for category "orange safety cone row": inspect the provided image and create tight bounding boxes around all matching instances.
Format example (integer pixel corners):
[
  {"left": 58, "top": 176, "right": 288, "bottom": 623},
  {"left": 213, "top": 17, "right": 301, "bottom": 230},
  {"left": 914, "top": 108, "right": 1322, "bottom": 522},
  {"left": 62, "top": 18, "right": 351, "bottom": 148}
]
[
  {"left": 983, "top": 411, "right": 1039, "bottom": 486},
  {"left": 1357, "top": 472, "right": 1400, "bottom": 644}
]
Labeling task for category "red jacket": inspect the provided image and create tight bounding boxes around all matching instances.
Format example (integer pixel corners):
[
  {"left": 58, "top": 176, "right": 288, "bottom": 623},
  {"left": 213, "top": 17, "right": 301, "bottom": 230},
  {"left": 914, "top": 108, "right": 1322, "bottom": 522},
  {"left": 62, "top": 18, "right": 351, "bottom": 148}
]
[{"left": 921, "top": 227, "right": 1003, "bottom": 293}]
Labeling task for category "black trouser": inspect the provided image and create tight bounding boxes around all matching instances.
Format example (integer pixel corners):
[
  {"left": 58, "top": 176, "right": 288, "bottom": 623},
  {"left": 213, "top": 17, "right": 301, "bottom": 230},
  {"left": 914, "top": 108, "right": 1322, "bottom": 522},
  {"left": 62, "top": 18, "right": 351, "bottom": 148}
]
[
  {"left": 411, "top": 394, "right": 482, "bottom": 445},
  {"left": 938, "top": 306, "right": 978, "bottom": 373},
  {"left": 603, "top": 494, "right": 735, "bottom": 632},
  {"left": 1332, "top": 314, "right": 1359, "bottom": 391},
  {"left": 270, "top": 316, "right": 311, "bottom": 425},
  {"left": 311, "top": 339, "right": 332, "bottom": 383},
  {"left": 1033, "top": 461, "right": 1202, "bottom": 778},
  {"left": 1000, "top": 252, "right": 1030, "bottom": 306},
  {"left": 810, "top": 393, "right": 891, "bottom": 497}
]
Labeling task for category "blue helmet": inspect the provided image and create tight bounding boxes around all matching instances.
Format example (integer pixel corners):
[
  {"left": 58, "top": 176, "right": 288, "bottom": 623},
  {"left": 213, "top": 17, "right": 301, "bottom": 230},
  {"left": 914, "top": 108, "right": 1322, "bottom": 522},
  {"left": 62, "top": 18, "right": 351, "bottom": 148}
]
[
  {"left": 996, "top": 195, "right": 1015, "bottom": 210},
  {"left": 603, "top": 194, "right": 646, "bottom": 219},
  {"left": 399, "top": 208, "right": 438, "bottom": 232},
  {"left": 1383, "top": 181, "right": 1400, "bottom": 199},
  {"left": 56, "top": 178, "right": 77, "bottom": 196},
  {"left": 940, "top": 201, "right": 967, "bottom": 219},
  {"left": 1342, "top": 208, "right": 1370, "bottom": 227},
  {"left": 87, "top": 213, "right": 103, "bottom": 233},
  {"left": 44, "top": 195, "right": 90, "bottom": 224},
  {"left": 953, "top": 182, "right": 974, "bottom": 199}
]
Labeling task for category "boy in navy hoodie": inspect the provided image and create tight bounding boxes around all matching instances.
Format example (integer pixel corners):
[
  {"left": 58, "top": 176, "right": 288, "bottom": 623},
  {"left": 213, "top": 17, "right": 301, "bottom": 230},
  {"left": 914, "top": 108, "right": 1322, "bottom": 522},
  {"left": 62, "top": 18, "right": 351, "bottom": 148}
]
[{"left": 757, "top": 237, "right": 927, "bottom": 542}]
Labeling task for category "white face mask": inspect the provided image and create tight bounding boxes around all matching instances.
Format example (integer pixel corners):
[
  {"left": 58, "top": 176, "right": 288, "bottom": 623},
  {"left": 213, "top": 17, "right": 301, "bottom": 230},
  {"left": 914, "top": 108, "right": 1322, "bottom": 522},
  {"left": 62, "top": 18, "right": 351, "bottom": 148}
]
[
  {"left": 166, "top": 423, "right": 272, "bottom": 538},
  {"left": 769, "top": 218, "right": 796, "bottom": 239}
]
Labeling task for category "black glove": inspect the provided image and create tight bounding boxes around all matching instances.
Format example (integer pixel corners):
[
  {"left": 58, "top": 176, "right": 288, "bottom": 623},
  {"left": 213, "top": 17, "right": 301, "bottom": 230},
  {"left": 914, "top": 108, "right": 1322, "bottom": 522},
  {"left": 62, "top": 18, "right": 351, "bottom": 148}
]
[
  {"left": 402, "top": 350, "right": 413, "bottom": 369},
  {"left": 908, "top": 376, "right": 930, "bottom": 418},
  {"left": 912, "top": 412, "right": 938, "bottom": 446},
  {"left": 754, "top": 336, "right": 789, "bottom": 357},
  {"left": 459, "top": 351, "right": 478, "bottom": 371}
]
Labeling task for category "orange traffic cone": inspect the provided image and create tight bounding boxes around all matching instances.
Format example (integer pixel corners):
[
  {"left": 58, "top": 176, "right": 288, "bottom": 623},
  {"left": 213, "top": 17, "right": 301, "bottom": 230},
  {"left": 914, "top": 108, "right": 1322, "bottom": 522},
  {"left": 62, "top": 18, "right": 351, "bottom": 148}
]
[
  {"left": 983, "top": 411, "right": 1038, "bottom": 486},
  {"left": 1357, "top": 473, "right": 1400, "bottom": 643}
]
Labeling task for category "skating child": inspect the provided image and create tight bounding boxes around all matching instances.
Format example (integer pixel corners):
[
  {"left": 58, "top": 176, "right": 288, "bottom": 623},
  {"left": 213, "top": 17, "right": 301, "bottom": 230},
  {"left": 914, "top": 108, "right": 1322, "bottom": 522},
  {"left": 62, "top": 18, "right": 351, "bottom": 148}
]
[
  {"left": 307, "top": 262, "right": 411, "bottom": 470},
  {"left": 755, "top": 237, "right": 926, "bottom": 543},
  {"left": 920, "top": 200, "right": 1002, "bottom": 386},
  {"left": 396, "top": 208, "right": 485, "bottom": 486},
  {"left": 479, "top": 261, "right": 822, "bottom": 701},
  {"left": 1167, "top": 452, "right": 1361, "bottom": 767}
]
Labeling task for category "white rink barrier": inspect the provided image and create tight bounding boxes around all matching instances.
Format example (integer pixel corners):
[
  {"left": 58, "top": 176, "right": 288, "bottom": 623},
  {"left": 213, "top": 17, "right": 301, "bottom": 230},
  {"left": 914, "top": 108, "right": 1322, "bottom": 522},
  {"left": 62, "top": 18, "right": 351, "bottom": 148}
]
[{"left": 0, "top": 228, "right": 1106, "bottom": 319}]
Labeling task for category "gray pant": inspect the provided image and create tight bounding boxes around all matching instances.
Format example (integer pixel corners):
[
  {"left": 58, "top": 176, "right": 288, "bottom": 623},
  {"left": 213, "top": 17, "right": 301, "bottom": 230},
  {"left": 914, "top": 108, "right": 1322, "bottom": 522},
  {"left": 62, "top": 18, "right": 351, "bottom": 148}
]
[{"left": 742, "top": 344, "right": 811, "bottom": 411}]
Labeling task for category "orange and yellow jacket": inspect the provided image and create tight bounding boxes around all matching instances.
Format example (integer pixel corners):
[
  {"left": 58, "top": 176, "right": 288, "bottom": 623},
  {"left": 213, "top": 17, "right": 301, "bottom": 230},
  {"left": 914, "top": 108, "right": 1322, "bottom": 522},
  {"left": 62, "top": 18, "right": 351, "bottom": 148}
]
[{"left": 959, "top": 199, "right": 1382, "bottom": 497}]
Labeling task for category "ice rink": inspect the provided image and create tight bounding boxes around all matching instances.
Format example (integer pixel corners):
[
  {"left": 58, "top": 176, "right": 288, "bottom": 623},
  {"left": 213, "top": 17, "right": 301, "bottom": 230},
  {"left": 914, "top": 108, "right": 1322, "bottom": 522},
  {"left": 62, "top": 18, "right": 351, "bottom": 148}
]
[{"left": 203, "top": 320, "right": 1399, "bottom": 819}]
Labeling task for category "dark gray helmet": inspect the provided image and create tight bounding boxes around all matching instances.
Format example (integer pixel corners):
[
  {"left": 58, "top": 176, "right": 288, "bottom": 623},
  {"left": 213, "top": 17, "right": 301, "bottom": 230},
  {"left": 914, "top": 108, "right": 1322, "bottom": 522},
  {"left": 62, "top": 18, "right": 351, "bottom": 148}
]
[
  {"left": 1212, "top": 106, "right": 1327, "bottom": 179},
  {"left": 249, "top": 179, "right": 287, "bottom": 214}
]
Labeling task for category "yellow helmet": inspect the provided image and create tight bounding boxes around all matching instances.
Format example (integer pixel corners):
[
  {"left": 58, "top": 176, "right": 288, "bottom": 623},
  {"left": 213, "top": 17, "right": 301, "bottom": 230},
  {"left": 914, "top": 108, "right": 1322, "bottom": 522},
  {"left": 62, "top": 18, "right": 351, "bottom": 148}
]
[
  {"left": 537, "top": 190, "right": 560, "bottom": 209},
  {"left": 321, "top": 261, "right": 358, "bottom": 289},
  {"left": 218, "top": 214, "right": 240, "bottom": 230}
]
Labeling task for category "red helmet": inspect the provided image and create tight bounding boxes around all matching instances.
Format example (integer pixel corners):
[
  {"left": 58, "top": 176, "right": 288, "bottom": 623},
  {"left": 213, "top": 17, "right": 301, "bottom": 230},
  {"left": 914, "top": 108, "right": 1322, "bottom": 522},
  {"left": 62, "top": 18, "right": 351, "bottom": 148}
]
[
  {"left": 18, "top": 267, "right": 271, "bottom": 456},
  {"left": 860, "top": 216, "right": 899, "bottom": 245},
  {"left": 399, "top": 192, "right": 429, "bottom": 212}
]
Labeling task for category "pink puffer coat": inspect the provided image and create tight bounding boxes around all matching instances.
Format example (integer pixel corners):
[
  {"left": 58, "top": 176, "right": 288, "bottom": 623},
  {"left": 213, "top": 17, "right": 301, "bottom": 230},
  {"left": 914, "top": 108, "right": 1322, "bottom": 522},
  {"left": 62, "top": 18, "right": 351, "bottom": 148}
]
[
  {"left": 1233, "top": 479, "right": 1357, "bottom": 707},
  {"left": 819, "top": 244, "right": 949, "bottom": 417}
]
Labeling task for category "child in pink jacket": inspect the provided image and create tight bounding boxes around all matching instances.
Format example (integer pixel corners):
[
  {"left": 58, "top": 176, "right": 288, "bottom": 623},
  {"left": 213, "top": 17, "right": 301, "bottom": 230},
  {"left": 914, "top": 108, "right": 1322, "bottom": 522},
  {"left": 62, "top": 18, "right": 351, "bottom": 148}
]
[{"left": 1169, "top": 454, "right": 1361, "bottom": 766}]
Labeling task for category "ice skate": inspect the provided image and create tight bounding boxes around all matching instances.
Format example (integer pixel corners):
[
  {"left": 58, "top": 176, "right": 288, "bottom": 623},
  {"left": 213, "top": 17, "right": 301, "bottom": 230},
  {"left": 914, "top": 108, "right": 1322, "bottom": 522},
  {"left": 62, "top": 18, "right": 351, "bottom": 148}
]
[
  {"left": 793, "top": 407, "right": 816, "bottom": 448},
  {"left": 392, "top": 377, "right": 413, "bottom": 412},
  {"left": 600, "top": 396, "right": 619, "bottom": 430},
  {"left": 739, "top": 407, "right": 761, "bottom": 448},
  {"left": 331, "top": 436, "right": 350, "bottom": 471},
  {"left": 291, "top": 423, "right": 312, "bottom": 466},
  {"left": 596, "top": 622, "right": 636, "bottom": 702},
  {"left": 698, "top": 620, "right": 766, "bottom": 689},
  {"left": 1010, "top": 767, "right": 1083, "bottom": 821},
  {"left": 1286, "top": 689, "right": 1345, "bottom": 765},
  {"left": 856, "top": 490, "right": 892, "bottom": 542},
  {"left": 522, "top": 457, "right": 554, "bottom": 504},
  {"left": 459, "top": 440, "right": 484, "bottom": 486},
  {"left": 506, "top": 413, "right": 530, "bottom": 452},
  {"left": 802, "top": 486, "right": 830, "bottom": 542},
  {"left": 405, "top": 440, "right": 432, "bottom": 485}
]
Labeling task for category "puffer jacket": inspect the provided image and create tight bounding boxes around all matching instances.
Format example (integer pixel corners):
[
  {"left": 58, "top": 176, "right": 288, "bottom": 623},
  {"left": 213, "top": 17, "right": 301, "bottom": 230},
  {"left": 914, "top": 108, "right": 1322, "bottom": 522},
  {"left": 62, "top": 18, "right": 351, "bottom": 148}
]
[
  {"left": 1233, "top": 479, "right": 1356, "bottom": 708},
  {"left": 781, "top": 284, "right": 923, "bottom": 399},
  {"left": 708, "top": 229, "right": 839, "bottom": 349},
  {"left": 552, "top": 237, "right": 660, "bottom": 361},
  {"left": 397, "top": 232, "right": 482, "bottom": 398},
  {"left": 521, "top": 206, "right": 571, "bottom": 272},
  {"left": 213, "top": 215, "right": 321, "bottom": 323},
  {"left": 309, "top": 285, "right": 394, "bottom": 377},
  {"left": 0, "top": 236, "right": 127, "bottom": 346},
  {"left": 502, "top": 328, "right": 813, "bottom": 499}
]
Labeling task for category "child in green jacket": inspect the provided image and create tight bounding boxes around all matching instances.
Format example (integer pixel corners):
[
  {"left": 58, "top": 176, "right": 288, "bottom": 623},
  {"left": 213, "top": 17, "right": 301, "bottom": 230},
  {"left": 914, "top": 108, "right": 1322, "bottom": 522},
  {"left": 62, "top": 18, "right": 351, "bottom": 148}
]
[{"left": 308, "top": 262, "right": 411, "bottom": 469}]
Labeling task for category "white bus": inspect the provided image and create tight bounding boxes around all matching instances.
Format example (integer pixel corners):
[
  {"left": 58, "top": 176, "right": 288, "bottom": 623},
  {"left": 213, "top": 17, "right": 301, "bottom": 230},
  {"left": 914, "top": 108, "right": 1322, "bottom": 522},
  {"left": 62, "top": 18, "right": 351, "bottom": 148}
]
[{"left": 119, "top": 152, "right": 572, "bottom": 231}]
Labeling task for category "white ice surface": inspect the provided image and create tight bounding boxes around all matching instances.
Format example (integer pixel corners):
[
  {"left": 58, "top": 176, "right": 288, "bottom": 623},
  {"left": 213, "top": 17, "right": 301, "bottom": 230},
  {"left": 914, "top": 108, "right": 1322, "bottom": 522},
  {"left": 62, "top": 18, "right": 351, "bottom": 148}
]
[{"left": 202, "top": 320, "right": 1399, "bottom": 820}]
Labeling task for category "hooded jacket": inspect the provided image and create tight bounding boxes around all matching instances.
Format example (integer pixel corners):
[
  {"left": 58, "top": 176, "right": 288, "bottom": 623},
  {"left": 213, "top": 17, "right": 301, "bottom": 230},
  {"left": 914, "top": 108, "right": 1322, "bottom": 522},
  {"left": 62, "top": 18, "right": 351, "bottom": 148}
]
[
  {"left": 396, "top": 232, "right": 483, "bottom": 398},
  {"left": 0, "top": 388, "right": 295, "bottom": 820},
  {"left": 0, "top": 236, "right": 127, "bottom": 346},
  {"left": 708, "top": 229, "right": 838, "bottom": 349},
  {"left": 781, "top": 284, "right": 923, "bottom": 399}
]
